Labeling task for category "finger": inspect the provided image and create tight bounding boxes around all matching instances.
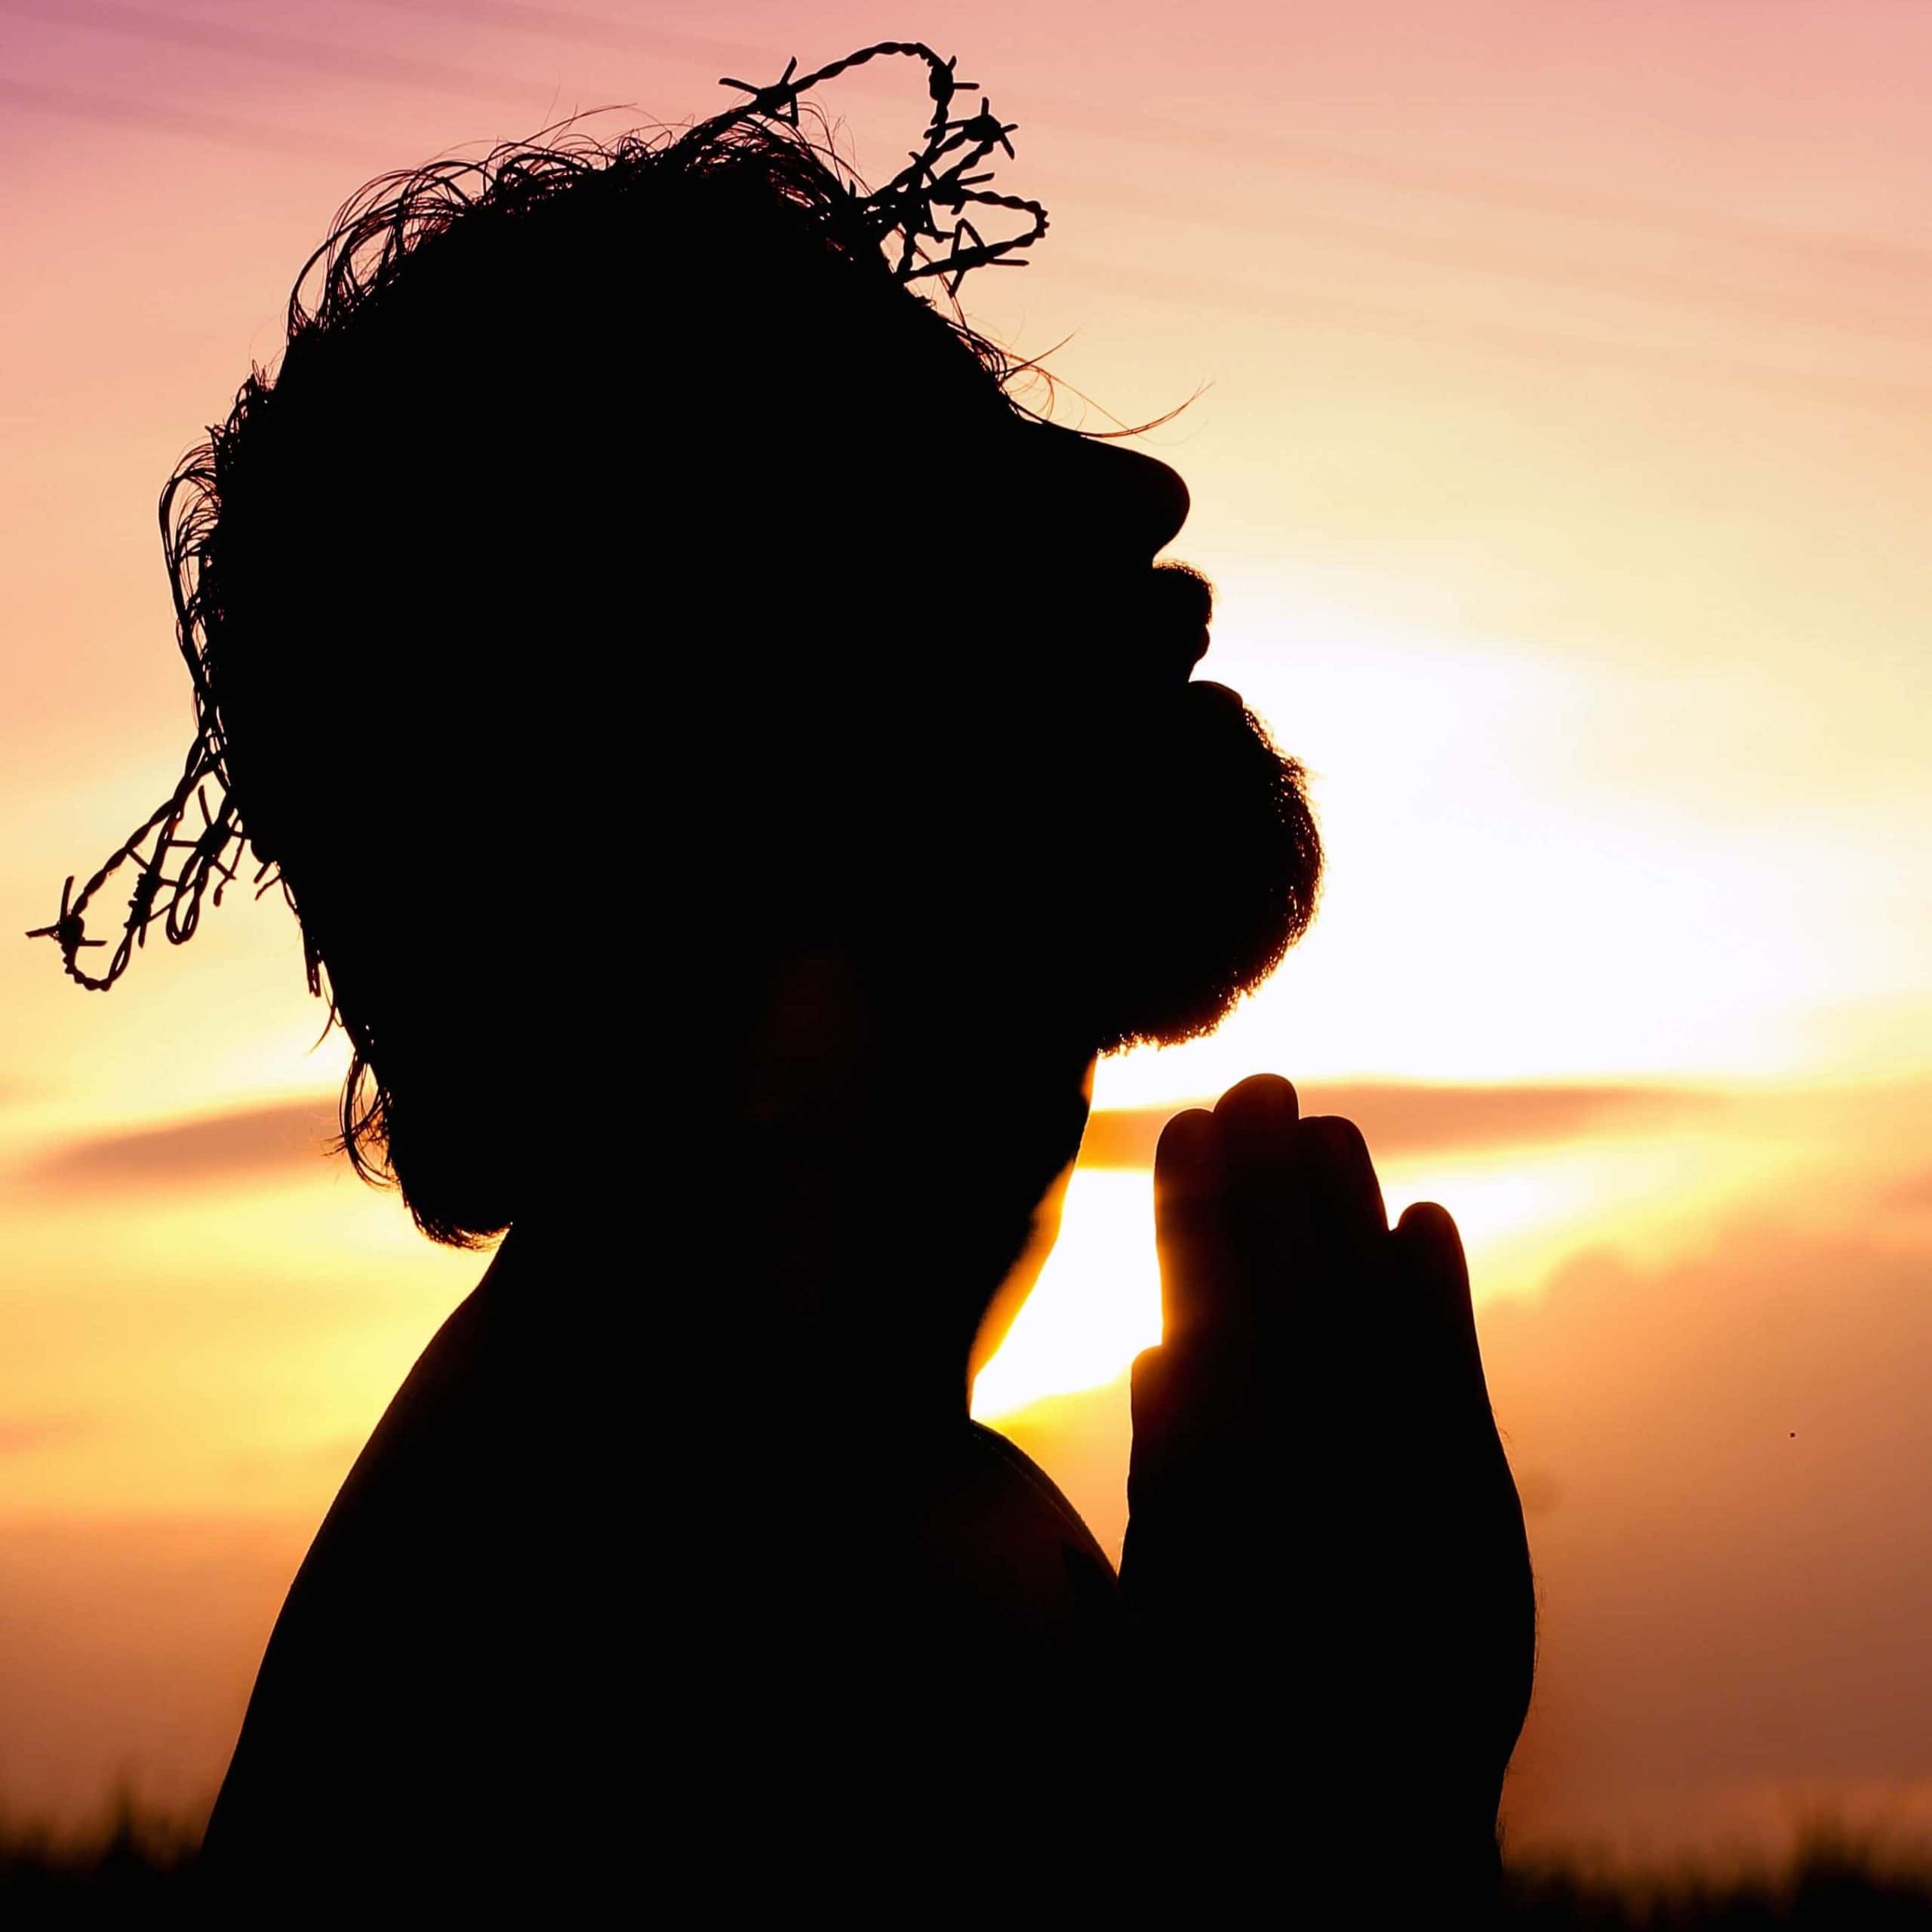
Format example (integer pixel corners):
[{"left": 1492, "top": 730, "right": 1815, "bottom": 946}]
[
  {"left": 1212, "top": 1074, "right": 1308, "bottom": 1310},
  {"left": 1289, "top": 1117, "right": 1389, "bottom": 1370},
  {"left": 1213, "top": 1072, "right": 1301, "bottom": 1128},
  {"left": 1297, "top": 1115, "right": 1388, "bottom": 1264},
  {"left": 1390, "top": 1200, "right": 1493, "bottom": 1410},
  {"left": 1154, "top": 1107, "right": 1232, "bottom": 1344}
]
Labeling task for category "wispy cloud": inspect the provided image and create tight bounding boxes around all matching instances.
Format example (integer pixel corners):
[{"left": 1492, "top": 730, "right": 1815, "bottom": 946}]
[
  {"left": 0, "top": 1416, "right": 82, "bottom": 1455},
  {"left": 22, "top": 1081, "right": 1714, "bottom": 1195},
  {"left": 1885, "top": 1170, "right": 1932, "bottom": 1211},
  {"left": 1078, "top": 1081, "right": 1709, "bottom": 1168},
  {"left": 28, "top": 1097, "right": 339, "bottom": 1193}
]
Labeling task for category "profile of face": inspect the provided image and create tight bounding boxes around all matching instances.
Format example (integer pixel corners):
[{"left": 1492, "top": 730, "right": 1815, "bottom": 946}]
[
  {"left": 203, "top": 132, "right": 1320, "bottom": 1254},
  {"left": 798, "top": 314, "right": 1322, "bottom": 1064}
]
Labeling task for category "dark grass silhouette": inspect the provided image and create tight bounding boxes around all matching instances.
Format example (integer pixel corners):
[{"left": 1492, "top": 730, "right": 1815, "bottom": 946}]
[
  {"left": 1501, "top": 1828, "right": 1932, "bottom": 1929},
  {"left": 0, "top": 1793, "right": 206, "bottom": 1921},
  {"left": 8, "top": 1801, "right": 1932, "bottom": 1927}
]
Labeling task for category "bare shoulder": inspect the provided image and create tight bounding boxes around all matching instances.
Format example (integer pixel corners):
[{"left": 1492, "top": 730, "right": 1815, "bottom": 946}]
[
  {"left": 965, "top": 1420, "right": 1115, "bottom": 1574},
  {"left": 202, "top": 1271, "right": 549, "bottom": 1870},
  {"left": 901, "top": 1420, "right": 1120, "bottom": 1644}
]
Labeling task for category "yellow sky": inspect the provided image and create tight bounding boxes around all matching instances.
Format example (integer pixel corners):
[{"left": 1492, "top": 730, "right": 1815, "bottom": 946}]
[{"left": 3, "top": 0, "right": 1931, "bottom": 1857}]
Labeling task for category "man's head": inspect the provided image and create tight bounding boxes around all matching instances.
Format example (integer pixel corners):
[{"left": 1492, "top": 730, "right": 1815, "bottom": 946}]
[{"left": 157, "top": 107, "right": 1319, "bottom": 1252}]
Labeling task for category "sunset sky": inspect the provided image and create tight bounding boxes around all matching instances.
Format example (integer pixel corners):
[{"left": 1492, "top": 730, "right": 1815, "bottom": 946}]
[{"left": 4, "top": 0, "right": 1931, "bottom": 1862}]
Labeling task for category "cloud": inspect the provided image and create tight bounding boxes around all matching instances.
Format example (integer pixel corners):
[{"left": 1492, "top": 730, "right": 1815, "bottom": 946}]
[
  {"left": 1885, "top": 1170, "right": 1932, "bottom": 1211},
  {"left": 0, "top": 1417, "right": 82, "bottom": 1456},
  {"left": 1078, "top": 1081, "right": 1706, "bottom": 1168},
  {"left": 1481, "top": 1220, "right": 1932, "bottom": 1860},
  {"left": 26, "top": 1081, "right": 1712, "bottom": 1197},
  {"left": 29, "top": 1097, "right": 340, "bottom": 1193}
]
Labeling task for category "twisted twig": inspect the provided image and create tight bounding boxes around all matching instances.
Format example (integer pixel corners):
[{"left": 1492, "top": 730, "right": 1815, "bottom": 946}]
[{"left": 709, "top": 42, "right": 1048, "bottom": 294}]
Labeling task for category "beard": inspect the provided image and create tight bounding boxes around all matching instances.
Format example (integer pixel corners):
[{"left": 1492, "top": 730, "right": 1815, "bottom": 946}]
[
  {"left": 1076, "top": 678, "right": 1322, "bottom": 1053},
  {"left": 726, "top": 556, "right": 1322, "bottom": 1069},
  {"left": 883, "top": 564, "right": 1323, "bottom": 1063}
]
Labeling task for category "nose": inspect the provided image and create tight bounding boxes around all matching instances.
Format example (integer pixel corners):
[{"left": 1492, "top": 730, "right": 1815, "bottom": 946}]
[{"left": 1030, "top": 420, "right": 1191, "bottom": 556}]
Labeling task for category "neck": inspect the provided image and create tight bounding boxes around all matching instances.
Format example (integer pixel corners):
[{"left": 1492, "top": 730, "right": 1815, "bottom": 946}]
[
  {"left": 496, "top": 1155, "right": 984, "bottom": 1435},
  {"left": 498, "top": 951, "right": 1093, "bottom": 1436}
]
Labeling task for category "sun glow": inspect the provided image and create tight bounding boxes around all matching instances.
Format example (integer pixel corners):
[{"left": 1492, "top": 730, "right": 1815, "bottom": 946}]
[
  {"left": 971, "top": 1099, "right": 1832, "bottom": 1424},
  {"left": 972, "top": 1168, "right": 1161, "bottom": 1418}
]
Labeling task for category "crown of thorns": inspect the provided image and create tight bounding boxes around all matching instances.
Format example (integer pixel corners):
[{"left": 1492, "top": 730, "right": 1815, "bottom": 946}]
[
  {"left": 28, "top": 42, "right": 1048, "bottom": 996},
  {"left": 706, "top": 40, "right": 1048, "bottom": 294}
]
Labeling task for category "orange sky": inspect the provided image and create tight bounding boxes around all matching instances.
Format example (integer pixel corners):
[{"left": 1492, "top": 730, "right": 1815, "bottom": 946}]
[{"left": 4, "top": 0, "right": 1932, "bottom": 1861}]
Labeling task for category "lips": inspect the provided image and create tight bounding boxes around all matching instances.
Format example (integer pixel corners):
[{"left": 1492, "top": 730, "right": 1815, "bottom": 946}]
[{"left": 1145, "top": 562, "right": 1214, "bottom": 676}]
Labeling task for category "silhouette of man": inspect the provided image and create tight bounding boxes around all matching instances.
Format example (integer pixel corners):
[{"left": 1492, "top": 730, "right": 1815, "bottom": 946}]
[{"left": 41, "top": 53, "right": 1531, "bottom": 1917}]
